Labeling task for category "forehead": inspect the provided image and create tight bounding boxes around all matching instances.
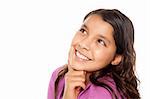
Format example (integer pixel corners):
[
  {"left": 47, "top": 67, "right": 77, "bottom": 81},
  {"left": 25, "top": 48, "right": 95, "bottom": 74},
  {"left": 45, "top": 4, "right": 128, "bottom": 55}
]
[
  {"left": 83, "top": 14, "right": 114, "bottom": 35},
  {"left": 83, "top": 15, "right": 115, "bottom": 42}
]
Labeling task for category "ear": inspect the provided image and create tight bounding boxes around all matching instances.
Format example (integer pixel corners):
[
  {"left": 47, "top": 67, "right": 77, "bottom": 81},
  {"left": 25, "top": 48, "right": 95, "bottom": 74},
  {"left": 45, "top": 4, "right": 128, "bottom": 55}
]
[{"left": 111, "top": 54, "right": 122, "bottom": 65}]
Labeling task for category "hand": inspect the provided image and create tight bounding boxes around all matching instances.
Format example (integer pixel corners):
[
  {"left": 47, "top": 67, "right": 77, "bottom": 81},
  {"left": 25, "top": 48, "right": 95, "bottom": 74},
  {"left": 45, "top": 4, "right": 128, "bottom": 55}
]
[{"left": 62, "top": 67, "right": 86, "bottom": 99}]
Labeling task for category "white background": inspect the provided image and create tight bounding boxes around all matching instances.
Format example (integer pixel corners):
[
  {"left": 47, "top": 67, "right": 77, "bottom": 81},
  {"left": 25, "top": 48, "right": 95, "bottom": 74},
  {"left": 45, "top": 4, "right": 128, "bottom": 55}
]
[{"left": 0, "top": 0, "right": 149, "bottom": 99}]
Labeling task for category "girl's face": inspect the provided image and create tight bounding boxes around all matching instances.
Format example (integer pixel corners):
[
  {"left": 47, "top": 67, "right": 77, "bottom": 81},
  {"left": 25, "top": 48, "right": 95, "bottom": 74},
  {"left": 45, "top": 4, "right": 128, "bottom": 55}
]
[{"left": 69, "top": 14, "right": 119, "bottom": 72}]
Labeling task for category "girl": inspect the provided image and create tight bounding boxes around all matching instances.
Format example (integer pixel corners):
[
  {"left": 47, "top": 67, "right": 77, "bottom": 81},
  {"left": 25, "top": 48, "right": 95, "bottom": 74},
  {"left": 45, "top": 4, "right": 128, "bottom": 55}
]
[{"left": 48, "top": 9, "right": 140, "bottom": 99}]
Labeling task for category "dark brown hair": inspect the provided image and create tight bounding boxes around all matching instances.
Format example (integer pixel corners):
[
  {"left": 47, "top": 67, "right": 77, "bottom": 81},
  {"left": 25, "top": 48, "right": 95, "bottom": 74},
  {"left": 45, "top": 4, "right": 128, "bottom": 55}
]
[{"left": 55, "top": 9, "right": 140, "bottom": 99}]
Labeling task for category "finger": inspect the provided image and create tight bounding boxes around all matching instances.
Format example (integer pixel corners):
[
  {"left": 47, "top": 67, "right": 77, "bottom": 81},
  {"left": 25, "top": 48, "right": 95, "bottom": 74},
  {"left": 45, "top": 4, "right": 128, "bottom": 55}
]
[
  {"left": 76, "top": 87, "right": 82, "bottom": 92},
  {"left": 67, "top": 69, "right": 86, "bottom": 77},
  {"left": 65, "top": 71, "right": 86, "bottom": 80},
  {"left": 72, "top": 81, "right": 86, "bottom": 90},
  {"left": 66, "top": 75, "right": 86, "bottom": 82}
]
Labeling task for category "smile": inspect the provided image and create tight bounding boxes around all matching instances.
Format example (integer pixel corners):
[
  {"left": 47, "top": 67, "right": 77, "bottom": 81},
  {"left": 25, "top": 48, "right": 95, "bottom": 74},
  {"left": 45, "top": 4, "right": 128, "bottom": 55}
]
[{"left": 75, "top": 50, "right": 92, "bottom": 61}]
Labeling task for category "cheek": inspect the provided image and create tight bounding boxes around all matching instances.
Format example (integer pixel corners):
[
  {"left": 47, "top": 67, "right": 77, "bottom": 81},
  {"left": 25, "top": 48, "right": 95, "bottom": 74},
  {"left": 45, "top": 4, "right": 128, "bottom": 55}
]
[
  {"left": 94, "top": 49, "right": 115, "bottom": 65},
  {"left": 71, "top": 34, "right": 80, "bottom": 45}
]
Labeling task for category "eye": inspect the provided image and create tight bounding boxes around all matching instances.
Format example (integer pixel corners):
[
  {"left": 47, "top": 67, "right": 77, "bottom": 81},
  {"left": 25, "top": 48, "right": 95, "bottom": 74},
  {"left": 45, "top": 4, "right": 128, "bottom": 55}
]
[
  {"left": 97, "top": 39, "right": 106, "bottom": 46},
  {"left": 79, "top": 28, "right": 87, "bottom": 35}
]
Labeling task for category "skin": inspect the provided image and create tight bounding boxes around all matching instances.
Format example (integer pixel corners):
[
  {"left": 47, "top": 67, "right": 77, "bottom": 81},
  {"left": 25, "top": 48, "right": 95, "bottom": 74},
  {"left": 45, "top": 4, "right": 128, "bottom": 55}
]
[{"left": 62, "top": 14, "right": 122, "bottom": 99}]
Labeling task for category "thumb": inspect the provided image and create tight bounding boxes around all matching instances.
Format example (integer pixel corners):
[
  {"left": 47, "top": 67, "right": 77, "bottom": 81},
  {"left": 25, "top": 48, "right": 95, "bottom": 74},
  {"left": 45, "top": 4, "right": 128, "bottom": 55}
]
[{"left": 75, "top": 87, "right": 82, "bottom": 96}]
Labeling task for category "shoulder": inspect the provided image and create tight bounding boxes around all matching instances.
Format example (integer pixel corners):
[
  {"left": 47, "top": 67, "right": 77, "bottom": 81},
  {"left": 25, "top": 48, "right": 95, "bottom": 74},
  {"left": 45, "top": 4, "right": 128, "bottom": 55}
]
[
  {"left": 89, "top": 85, "right": 112, "bottom": 99},
  {"left": 49, "top": 65, "right": 65, "bottom": 84},
  {"left": 47, "top": 65, "right": 65, "bottom": 99},
  {"left": 79, "top": 76, "right": 114, "bottom": 99},
  {"left": 79, "top": 83, "right": 112, "bottom": 99},
  {"left": 51, "top": 66, "right": 63, "bottom": 79},
  {"left": 91, "top": 76, "right": 122, "bottom": 99},
  {"left": 83, "top": 76, "right": 122, "bottom": 99}
]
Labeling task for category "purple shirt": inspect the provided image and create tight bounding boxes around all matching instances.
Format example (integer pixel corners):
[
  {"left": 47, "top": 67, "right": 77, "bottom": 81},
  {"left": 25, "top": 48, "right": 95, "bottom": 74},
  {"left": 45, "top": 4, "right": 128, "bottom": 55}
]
[{"left": 48, "top": 67, "right": 123, "bottom": 99}]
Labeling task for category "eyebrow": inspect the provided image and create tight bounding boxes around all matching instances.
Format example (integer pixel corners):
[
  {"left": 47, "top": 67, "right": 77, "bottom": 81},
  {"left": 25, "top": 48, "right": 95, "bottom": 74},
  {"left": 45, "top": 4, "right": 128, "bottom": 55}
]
[
  {"left": 81, "top": 24, "right": 88, "bottom": 30},
  {"left": 81, "top": 24, "right": 111, "bottom": 44},
  {"left": 98, "top": 35, "right": 111, "bottom": 44}
]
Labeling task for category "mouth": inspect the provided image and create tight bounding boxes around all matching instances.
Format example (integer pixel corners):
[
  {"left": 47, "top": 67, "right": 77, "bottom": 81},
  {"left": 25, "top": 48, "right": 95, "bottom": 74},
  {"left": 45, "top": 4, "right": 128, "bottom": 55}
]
[{"left": 75, "top": 49, "right": 92, "bottom": 61}]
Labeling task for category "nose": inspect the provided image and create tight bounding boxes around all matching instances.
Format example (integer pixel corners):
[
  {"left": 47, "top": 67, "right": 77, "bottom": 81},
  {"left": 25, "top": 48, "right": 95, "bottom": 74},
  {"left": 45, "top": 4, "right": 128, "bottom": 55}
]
[{"left": 78, "top": 38, "right": 91, "bottom": 51}]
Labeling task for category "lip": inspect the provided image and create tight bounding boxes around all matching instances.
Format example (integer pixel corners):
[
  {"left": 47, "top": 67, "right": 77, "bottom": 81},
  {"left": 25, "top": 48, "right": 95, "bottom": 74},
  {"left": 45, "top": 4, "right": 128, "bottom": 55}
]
[{"left": 74, "top": 49, "right": 92, "bottom": 61}]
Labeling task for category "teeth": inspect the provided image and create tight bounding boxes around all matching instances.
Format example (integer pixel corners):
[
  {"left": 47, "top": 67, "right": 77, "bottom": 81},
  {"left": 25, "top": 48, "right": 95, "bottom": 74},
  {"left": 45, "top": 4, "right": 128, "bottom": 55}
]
[{"left": 76, "top": 51, "right": 90, "bottom": 60}]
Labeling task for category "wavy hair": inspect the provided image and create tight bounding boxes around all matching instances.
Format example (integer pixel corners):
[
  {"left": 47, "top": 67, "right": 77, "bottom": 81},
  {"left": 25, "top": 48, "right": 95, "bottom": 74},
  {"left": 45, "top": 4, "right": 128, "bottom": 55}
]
[{"left": 54, "top": 9, "right": 140, "bottom": 99}]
